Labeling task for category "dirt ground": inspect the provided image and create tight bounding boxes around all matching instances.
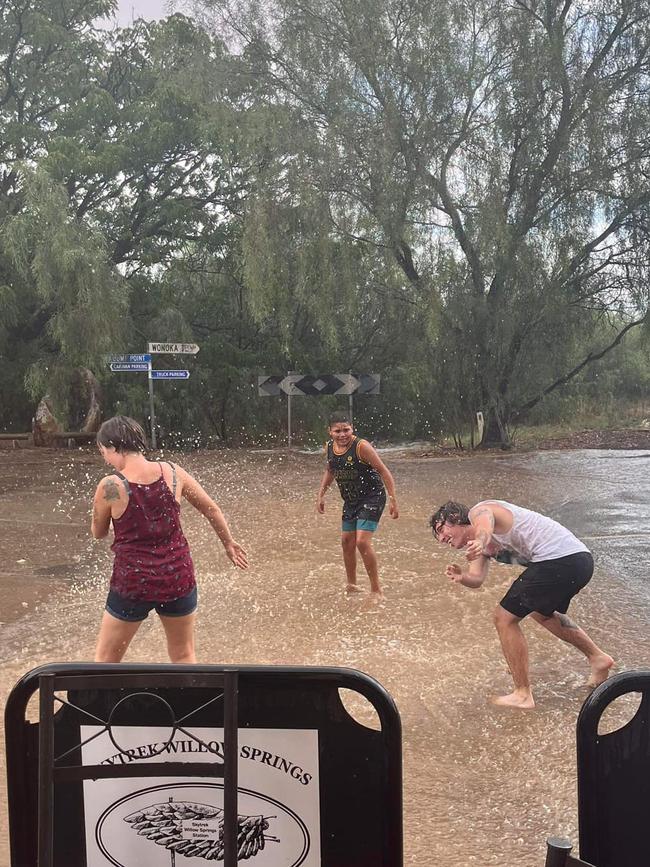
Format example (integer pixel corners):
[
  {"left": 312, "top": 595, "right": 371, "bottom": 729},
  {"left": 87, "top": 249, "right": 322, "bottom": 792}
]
[
  {"left": 0, "top": 442, "right": 649, "bottom": 866},
  {"left": 535, "top": 428, "right": 650, "bottom": 450}
]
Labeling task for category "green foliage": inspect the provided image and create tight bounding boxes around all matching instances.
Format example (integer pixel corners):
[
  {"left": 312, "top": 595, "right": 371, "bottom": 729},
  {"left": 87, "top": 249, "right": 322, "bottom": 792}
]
[
  {"left": 3, "top": 169, "right": 128, "bottom": 415},
  {"left": 217, "top": 0, "right": 650, "bottom": 444},
  {"left": 1, "top": 0, "right": 649, "bottom": 444}
]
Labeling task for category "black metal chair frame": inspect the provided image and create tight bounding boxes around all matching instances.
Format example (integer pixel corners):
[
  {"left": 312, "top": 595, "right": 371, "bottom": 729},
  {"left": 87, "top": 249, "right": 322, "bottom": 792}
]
[
  {"left": 576, "top": 669, "right": 650, "bottom": 867},
  {"left": 545, "top": 836, "right": 595, "bottom": 867},
  {"left": 34, "top": 668, "right": 239, "bottom": 867},
  {"left": 5, "top": 662, "right": 403, "bottom": 867}
]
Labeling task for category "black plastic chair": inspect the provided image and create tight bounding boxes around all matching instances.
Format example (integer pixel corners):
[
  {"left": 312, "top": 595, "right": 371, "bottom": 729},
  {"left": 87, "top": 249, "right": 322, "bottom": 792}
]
[{"left": 545, "top": 837, "right": 595, "bottom": 867}]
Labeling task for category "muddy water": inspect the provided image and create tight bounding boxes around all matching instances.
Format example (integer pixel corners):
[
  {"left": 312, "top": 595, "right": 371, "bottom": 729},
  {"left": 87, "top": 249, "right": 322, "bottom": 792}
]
[{"left": 1, "top": 446, "right": 649, "bottom": 865}]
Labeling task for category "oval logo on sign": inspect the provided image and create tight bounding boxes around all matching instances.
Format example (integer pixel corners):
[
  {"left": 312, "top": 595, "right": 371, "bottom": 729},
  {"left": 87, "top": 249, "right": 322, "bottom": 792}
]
[{"left": 95, "top": 782, "right": 310, "bottom": 866}]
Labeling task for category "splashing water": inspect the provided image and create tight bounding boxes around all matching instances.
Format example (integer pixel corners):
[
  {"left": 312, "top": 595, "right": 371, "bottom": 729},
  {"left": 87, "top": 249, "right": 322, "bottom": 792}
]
[{"left": 0, "top": 446, "right": 649, "bottom": 865}]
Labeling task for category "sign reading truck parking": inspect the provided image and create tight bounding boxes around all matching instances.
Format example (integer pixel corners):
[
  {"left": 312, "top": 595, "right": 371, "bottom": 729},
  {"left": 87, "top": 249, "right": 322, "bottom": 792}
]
[{"left": 148, "top": 342, "right": 200, "bottom": 354}]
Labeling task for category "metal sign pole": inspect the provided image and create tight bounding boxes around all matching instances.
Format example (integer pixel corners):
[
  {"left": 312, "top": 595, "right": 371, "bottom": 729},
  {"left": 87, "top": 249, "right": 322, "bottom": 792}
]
[
  {"left": 287, "top": 371, "right": 292, "bottom": 451},
  {"left": 148, "top": 361, "right": 157, "bottom": 450}
]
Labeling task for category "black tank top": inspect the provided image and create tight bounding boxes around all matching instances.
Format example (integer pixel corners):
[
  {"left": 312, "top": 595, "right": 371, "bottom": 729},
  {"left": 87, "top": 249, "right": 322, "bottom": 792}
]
[{"left": 327, "top": 436, "right": 384, "bottom": 503}]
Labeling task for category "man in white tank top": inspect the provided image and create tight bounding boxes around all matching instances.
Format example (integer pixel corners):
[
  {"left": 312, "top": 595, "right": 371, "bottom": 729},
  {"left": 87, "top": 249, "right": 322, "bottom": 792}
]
[{"left": 430, "top": 500, "right": 614, "bottom": 709}]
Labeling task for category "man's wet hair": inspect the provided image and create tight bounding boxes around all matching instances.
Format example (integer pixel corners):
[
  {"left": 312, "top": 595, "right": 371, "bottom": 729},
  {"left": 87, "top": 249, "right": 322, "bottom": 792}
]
[
  {"left": 429, "top": 501, "right": 471, "bottom": 538},
  {"left": 328, "top": 412, "right": 352, "bottom": 427},
  {"left": 97, "top": 415, "right": 148, "bottom": 454}
]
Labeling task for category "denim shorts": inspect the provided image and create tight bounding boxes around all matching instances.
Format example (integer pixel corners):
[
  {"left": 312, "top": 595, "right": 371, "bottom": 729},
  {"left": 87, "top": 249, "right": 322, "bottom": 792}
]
[{"left": 106, "top": 585, "right": 198, "bottom": 622}]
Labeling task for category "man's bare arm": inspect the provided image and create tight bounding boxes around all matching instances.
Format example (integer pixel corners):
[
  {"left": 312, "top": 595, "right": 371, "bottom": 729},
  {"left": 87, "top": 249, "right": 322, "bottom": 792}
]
[
  {"left": 446, "top": 553, "right": 490, "bottom": 588},
  {"left": 465, "top": 505, "right": 496, "bottom": 559},
  {"left": 470, "top": 505, "right": 495, "bottom": 544}
]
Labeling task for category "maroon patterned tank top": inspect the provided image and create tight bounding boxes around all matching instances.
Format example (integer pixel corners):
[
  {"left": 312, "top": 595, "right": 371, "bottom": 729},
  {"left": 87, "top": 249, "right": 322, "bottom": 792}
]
[{"left": 110, "top": 462, "right": 195, "bottom": 601}]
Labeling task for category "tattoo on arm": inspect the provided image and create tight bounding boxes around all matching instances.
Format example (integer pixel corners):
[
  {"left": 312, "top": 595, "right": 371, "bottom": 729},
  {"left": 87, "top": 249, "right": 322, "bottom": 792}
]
[
  {"left": 556, "top": 612, "right": 579, "bottom": 630},
  {"left": 472, "top": 506, "right": 495, "bottom": 524},
  {"left": 103, "top": 479, "right": 121, "bottom": 502}
]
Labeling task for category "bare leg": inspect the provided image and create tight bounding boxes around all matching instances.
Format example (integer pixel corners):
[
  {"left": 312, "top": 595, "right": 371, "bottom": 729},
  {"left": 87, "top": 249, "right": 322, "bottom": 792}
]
[
  {"left": 531, "top": 611, "right": 614, "bottom": 686},
  {"left": 355, "top": 530, "right": 382, "bottom": 597},
  {"left": 95, "top": 611, "right": 142, "bottom": 662},
  {"left": 159, "top": 612, "right": 197, "bottom": 663},
  {"left": 341, "top": 531, "right": 361, "bottom": 593},
  {"left": 491, "top": 606, "right": 535, "bottom": 708}
]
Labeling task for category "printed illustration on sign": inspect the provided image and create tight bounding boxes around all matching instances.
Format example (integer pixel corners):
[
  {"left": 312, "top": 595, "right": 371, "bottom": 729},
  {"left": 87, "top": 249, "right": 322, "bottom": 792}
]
[
  {"left": 95, "top": 783, "right": 309, "bottom": 866},
  {"left": 81, "top": 727, "right": 320, "bottom": 866},
  {"left": 123, "top": 798, "right": 277, "bottom": 860}
]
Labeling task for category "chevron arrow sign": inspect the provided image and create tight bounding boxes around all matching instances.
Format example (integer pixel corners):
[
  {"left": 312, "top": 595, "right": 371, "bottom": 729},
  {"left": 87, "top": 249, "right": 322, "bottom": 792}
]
[{"left": 258, "top": 374, "right": 380, "bottom": 396}]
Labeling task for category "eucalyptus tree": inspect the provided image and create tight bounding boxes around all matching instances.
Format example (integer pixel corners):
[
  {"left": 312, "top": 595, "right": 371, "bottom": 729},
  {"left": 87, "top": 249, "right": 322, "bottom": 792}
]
[
  {"left": 0, "top": 0, "right": 121, "bottom": 424},
  {"left": 0, "top": 2, "right": 256, "bottom": 425},
  {"left": 206, "top": 0, "right": 650, "bottom": 445}
]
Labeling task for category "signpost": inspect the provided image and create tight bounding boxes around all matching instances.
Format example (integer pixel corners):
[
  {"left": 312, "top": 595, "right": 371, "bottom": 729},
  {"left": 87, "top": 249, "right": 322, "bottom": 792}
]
[
  {"left": 148, "top": 343, "right": 199, "bottom": 355},
  {"left": 258, "top": 373, "right": 381, "bottom": 448},
  {"left": 257, "top": 373, "right": 380, "bottom": 397},
  {"left": 109, "top": 362, "right": 150, "bottom": 372},
  {"left": 107, "top": 354, "right": 151, "bottom": 364},
  {"left": 150, "top": 370, "right": 190, "bottom": 380},
  {"left": 108, "top": 345, "right": 199, "bottom": 449}
]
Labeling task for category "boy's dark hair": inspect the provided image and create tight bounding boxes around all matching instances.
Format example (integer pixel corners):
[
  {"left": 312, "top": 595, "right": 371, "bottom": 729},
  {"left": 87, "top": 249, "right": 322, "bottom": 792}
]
[
  {"left": 429, "top": 501, "right": 471, "bottom": 538},
  {"left": 328, "top": 412, "right": 352, "bottom": 427},
  {"left": 97, "top": 416, "right": 148, "bottom": 454}
]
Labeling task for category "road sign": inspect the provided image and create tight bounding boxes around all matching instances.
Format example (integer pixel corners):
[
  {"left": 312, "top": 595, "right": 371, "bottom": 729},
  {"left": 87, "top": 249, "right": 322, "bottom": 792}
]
[
  {"left": 257, "top": 375, "right": 283, "bottom": 396},
  {"left": 150, "top": 370, "right": 190, "bottom": 379},
  {"left": 109, "top": 362, "right": 150, "bottom": 372},
  {"left": 258, "top": 374, "right": 380, "bottom": 396},
  {"left": 148, "top": 342, "right": 200, "bottom": 354},
  {"left": 352, "top": 374, "right": 381, "bottom": 395},
  {"left": 107, "top": 354, "right": 151, "bottom": 363}
]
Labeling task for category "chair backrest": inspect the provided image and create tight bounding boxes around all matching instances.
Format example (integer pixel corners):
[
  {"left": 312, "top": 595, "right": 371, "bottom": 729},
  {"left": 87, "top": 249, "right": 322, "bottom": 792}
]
[
  {"left": 5, "top": 663, "right": 403, "bottom": 867},
  {"left": 577, "top": 670, "right": 650, "bottom": 867}
]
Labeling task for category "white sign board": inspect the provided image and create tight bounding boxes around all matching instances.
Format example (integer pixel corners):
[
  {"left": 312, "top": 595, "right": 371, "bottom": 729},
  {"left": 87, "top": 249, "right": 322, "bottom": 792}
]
[
  {"left": 81, "top": 726, "right": 320, "bottom": 866},
  {"left": 148, "top": 342, "right": 200, "bottom": 354},
  {"left": 109, "top": 362, "right": 150, "bottom": 372}
]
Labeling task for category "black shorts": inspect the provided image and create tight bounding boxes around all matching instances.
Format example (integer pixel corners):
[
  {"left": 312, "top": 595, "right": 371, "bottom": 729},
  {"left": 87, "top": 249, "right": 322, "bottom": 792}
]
[
  {"left": 499, "top": 552, "right": 594, "bottom": 619},
  {"left": 341, "top": 490, "right": 386, "bottom": 532}
]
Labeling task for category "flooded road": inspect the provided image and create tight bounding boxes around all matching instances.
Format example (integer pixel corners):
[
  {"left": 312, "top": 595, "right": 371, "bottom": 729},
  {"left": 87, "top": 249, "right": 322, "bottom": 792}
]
[{"left": 1, "top": 446, "right": 649, "bottom": 865}]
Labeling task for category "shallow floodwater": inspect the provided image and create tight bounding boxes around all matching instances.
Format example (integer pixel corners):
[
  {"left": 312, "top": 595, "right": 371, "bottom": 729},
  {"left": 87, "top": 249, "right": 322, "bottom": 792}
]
[{"left": 1, "top": 446, "right": 649, "bottom": 865}]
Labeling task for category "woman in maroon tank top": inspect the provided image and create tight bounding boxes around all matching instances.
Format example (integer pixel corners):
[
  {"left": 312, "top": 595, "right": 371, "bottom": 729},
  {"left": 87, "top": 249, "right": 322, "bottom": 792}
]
[{"left": 91, "top": 416, "right": 248, "bottom": 663}]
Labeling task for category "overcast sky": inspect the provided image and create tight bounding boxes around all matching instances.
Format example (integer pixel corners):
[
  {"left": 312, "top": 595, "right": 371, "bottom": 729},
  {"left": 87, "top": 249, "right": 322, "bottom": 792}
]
[{"left": 102, "top": 0, "right": 174, "bottom": 28}]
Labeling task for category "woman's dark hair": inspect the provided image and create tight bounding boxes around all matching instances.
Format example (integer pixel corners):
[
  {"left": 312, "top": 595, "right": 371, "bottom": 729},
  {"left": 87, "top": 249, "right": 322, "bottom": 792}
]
[
  {"left": 96, "top": 416, "right": 148, "bottom": 454},
  {"left": 429, "top": 501, "right": 470, "bottom": 538},
  {"left": 328, "top": 412, "right": 352, "bottom": 427}
]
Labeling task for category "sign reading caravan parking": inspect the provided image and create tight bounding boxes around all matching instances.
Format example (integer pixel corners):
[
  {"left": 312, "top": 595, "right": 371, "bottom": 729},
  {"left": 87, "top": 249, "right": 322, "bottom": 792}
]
[{"left": 80, "top": 727, "right": 319, "bottom": 866}]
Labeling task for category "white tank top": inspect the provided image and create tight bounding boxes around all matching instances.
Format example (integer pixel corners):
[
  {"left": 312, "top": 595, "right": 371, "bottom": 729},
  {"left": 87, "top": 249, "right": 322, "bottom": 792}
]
[{"left": 474, "top": 500, "right": 589, "bottom": 563}]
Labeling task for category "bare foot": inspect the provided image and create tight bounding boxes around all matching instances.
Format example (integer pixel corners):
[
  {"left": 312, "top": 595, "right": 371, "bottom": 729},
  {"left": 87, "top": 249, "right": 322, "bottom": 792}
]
[
  {"left": 345, "top": 583, "right": 363, "bottom": 595},
  {"left": 489, "top": 690, "right": 535, "bottom": 709},
  {"left": 587, "top": 654, "right": 614, "bottom": 688},
  {"left": 362, "top": 591, "right": 384, "bottom": 610}
]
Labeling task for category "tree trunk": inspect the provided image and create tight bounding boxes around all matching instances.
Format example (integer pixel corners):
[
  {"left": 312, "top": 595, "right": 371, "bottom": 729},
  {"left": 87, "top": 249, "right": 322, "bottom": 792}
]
[{"left": 480, "top": 404, "right": 512, "bottom": 449}]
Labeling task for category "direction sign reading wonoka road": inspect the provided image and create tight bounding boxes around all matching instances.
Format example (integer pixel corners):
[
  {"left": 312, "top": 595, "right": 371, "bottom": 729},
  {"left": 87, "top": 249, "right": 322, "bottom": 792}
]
[{"left": 148, "top": 342, "right": 200, "bottom": 355}]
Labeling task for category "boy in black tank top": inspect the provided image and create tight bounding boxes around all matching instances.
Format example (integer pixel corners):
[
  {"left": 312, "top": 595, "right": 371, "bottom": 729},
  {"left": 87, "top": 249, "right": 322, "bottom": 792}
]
[{"left": 316, "top": 413, "right": 399, "bottom": 600}]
